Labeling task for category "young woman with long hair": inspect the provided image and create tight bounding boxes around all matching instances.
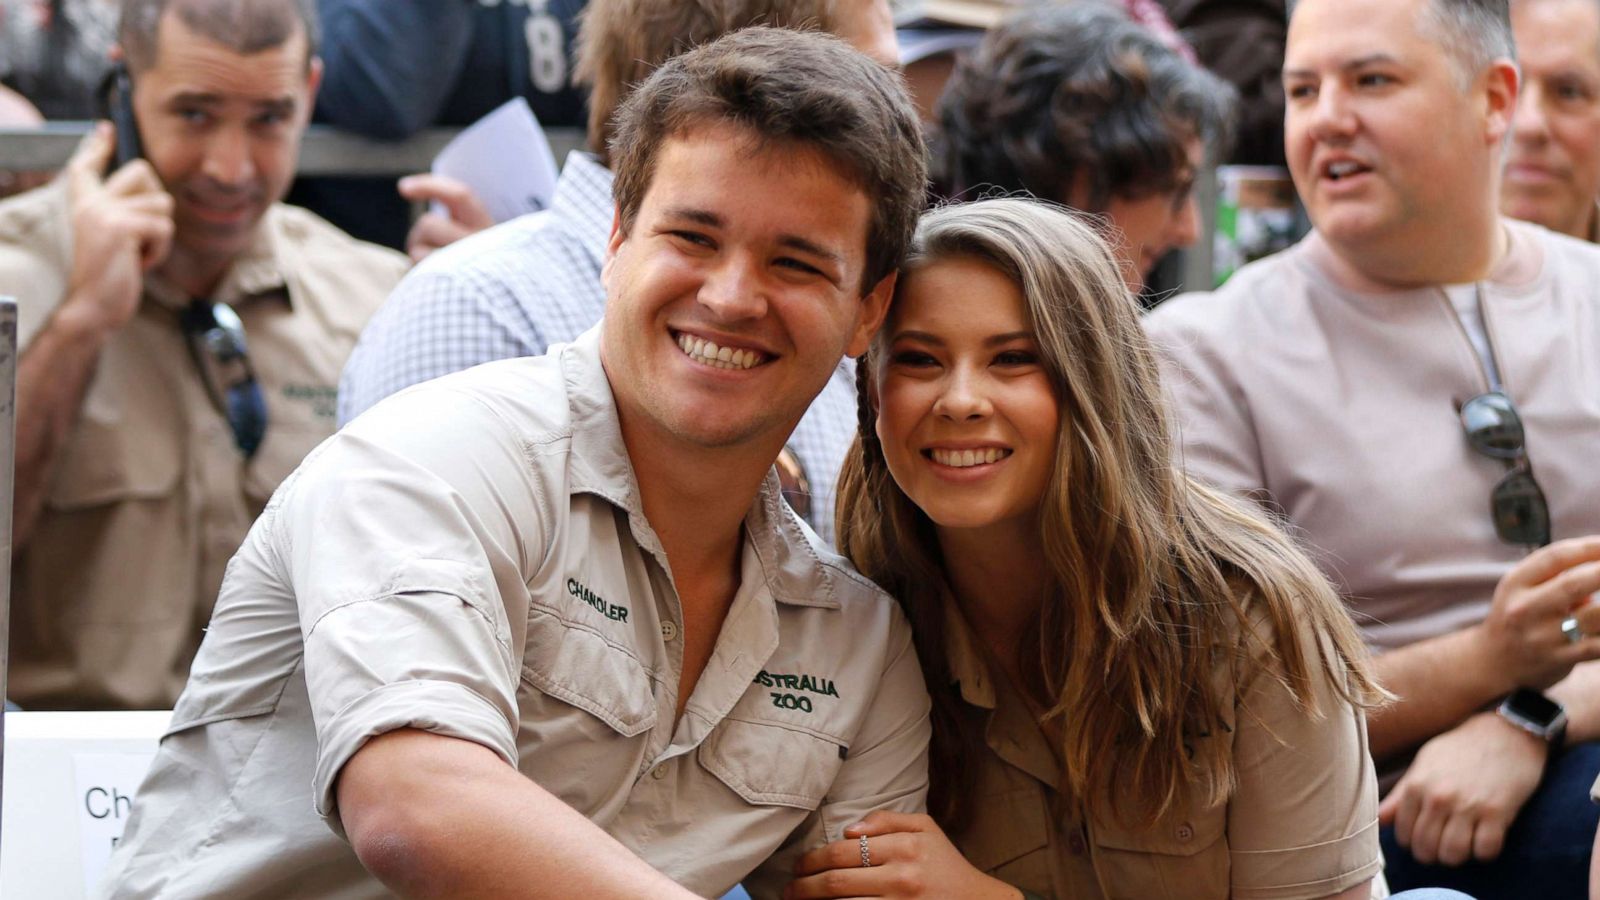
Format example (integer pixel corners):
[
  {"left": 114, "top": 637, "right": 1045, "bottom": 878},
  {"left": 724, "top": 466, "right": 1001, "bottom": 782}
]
[{"left": 783, "top": 198, "right": 1390, "bottom": 900}]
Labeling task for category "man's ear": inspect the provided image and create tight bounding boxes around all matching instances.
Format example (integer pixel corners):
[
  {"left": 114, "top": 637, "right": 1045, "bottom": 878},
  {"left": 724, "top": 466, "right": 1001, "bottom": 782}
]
[
  {"left": 1483, "top": 57, "right": 1520, "bottom": 146},
  {"left": 846, "top": 269, "right": 896, "bottom": 359},
  {"left": 303, "top": 56, "right": 324, "bottom": 120},
  {"left": 601, "top": 208, "right": 626, "bottom": 290}
]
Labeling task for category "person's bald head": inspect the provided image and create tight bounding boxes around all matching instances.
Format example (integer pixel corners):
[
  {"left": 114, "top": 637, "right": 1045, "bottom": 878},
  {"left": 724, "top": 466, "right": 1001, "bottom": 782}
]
[{"left": 119, "top": 0, "right": 319, "bottom": 74}]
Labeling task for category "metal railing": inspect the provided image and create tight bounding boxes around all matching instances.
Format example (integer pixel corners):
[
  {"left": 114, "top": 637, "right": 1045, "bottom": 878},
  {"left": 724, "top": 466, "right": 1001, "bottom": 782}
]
[{"left": 0, "top": 123, "right": 588, "bottom": 176}]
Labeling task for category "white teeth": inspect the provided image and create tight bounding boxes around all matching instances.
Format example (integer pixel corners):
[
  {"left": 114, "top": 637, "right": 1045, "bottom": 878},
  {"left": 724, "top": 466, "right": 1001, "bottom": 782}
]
[
  {"left": 676, "top": 333, "right": 765, "bottom": 370},
  {"left": 930, "top": 448, "right": 1010, "bottom": 468},
  {"left": 1327, "top": 161, "right": 1362, "bottom": 179}
]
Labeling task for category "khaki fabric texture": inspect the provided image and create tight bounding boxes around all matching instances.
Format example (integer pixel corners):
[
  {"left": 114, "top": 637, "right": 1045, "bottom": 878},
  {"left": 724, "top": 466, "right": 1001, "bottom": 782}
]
[
  {"left": 1145, "top": 222, "right": 1600, "bottom": 653},
  {"left": 0, "top": 180, "right": 406, "bottom": 710},
  {"left": 939, "top": 594, "right": 1381, "bottom": 900},
  {"left": 98, "top": 330, "right": 931, "bottom": 899}
]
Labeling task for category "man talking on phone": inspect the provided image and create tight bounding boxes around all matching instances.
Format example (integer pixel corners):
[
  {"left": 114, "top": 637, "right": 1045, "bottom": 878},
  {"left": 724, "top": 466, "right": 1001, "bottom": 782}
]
[{"left": 0, "top": 0, "right": 406, "bottom": 711}]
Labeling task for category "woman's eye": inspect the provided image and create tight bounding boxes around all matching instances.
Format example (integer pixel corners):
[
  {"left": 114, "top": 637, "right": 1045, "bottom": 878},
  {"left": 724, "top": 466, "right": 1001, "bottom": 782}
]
[
  {"left": 890, "top": 350, "right": 937, "bottom": 367},
  {"left": 995, "top": 350, "right": 1038, "bottom": 366}
]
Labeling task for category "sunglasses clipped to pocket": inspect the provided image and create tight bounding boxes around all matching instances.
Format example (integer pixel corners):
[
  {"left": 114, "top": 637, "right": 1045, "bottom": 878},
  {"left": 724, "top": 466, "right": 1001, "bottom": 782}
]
[
  {"left": 1458, "top": 390, "right": 1550, "bottom": 547},
  {"left": 182, "top": 300, "right": 268, "bottom": 459}
]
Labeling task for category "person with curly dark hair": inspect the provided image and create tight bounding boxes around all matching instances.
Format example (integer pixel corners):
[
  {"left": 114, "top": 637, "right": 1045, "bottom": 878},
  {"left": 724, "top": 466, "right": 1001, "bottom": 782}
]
[{"left": 930, "top": 1, "right": 1235, "bottom": 291}]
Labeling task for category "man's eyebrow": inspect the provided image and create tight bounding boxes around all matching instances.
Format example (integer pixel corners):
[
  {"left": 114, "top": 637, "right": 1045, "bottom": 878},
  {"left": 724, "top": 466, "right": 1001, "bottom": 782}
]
[
  {"left": 662, "top": 207, "right": 846, "bottom": 267},
  {"left": 663, "top": 207, "right": 722, "bottom": 228},
  {"left": 777, "top": 234, "right": 845, "bottom": 268},
  {"left": 163, "top": 91, "right": 297, "bottom": 113},
  {"left": 1283, "top": 53, "right": 1402, "bottom": 80}
]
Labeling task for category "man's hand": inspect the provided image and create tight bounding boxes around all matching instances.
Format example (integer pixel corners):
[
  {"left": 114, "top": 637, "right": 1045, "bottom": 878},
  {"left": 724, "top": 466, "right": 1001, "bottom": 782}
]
[
  {"left": 1472, "top": 537, "right": 1600, "bottom": 691},
  {"left": 398, "top": 173, "right": 493, "bottom": 263},
  {"left": 785, "top": 811, "right": 1019, "bottom": 900},
  {"left": 1379, "top": 712, "right": 1548, "bottom": 866},
  {"left": 62, "top": 121, "right": 174, "bottom": 334}
]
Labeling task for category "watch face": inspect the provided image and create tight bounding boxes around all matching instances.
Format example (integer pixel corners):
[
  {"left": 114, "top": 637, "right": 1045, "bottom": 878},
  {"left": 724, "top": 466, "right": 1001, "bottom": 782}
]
[{"left": 1506, "top": 688, "right": 1564, "bottom": 726}]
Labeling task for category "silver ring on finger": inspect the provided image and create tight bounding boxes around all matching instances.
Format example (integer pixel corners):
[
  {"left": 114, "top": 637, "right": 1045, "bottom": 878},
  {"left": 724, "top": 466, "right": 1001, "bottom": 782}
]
[
  {"left": 1562, "top": 616, "right": 1585, "bottom": 645},
  {"left": 859, "top": 834, "right": 872, "bottom": 868}
]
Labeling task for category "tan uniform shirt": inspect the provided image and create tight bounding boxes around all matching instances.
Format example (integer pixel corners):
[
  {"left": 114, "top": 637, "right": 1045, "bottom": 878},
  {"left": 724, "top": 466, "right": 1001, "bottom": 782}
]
[
  {"left": 0, "top": 181, "right": 406, "bottom": 710},
  {"left": 1145, "top": 222, "right": 1600, "bottom": 651},
  {"left": 99, "top": 329, "right": 931, "bottom": 899},
  {"left": 941, "top": 596, "right": 1381, "bottom": 900}
]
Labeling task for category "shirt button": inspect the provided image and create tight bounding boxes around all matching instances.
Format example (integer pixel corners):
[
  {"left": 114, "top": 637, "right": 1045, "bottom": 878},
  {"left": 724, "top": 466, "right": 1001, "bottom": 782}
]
[
  {"left": 1175, "top": 823, "right": 1195, "bottom": 842},
  {"left": 651, "top": 764, "right": 668, "bottom": 780},
  {"left": 1067, "top": 833, "right": 1087, "bottom": 855},
  {"left": 660, "top": 621, "right": 679, "bottom": 642}
]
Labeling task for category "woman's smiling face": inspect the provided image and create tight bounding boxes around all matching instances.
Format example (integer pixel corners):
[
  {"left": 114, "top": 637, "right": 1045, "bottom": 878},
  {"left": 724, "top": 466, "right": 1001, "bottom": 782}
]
[{"left": 875, "top": 255, "right": 1061, "bottom": 535}]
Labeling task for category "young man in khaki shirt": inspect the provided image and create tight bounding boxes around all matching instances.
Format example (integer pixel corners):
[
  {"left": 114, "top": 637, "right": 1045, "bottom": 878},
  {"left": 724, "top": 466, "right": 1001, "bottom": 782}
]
[
  {"left": 1147, "top": 0, "right": 1600, "bottom": 895},
  {"left": 102, "top": 28, "right": 932, "bottom": 899},
  {"left": 0, "top": 0, "right": 406, "bottom": 710}
]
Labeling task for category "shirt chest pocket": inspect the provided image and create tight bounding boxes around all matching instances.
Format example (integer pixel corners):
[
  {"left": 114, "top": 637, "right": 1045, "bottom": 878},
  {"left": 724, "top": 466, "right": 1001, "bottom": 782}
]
[
  {"left": 518, "top": 605, "right": 657, "bottom": 738},
  {"left": 699, "top": 718, "right": 846, "bottom": 810},
  {"left": 1089, "top": 807, "right": 1229, "bottom": 900}
]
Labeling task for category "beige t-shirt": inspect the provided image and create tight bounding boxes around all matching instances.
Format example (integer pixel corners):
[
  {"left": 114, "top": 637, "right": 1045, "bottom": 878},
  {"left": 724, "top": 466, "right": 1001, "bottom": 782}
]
[
  {"left": 0, "top": 180, "right": 407, "bottom": 710},
  {"left": 99, "top": 329, "right": 931, "bottom": 899},
  {"left": 1145, "top": 222, "right": 1600, "bottom": 652},
  {"left": 939, "top": 595, "right": 1381, "bottom": 900}
]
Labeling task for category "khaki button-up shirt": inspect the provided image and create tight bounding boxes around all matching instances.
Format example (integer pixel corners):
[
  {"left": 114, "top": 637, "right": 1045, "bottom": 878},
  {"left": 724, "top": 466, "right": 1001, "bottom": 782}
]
[
  {"left": 0, "top": 181, "right": 406, "bottom": 709},
  {"left": 940, "top": 596, "right": 1381, "bottom": 900},
  {"left": 100, "top": 329, "right": 931, "bottom": 899}
]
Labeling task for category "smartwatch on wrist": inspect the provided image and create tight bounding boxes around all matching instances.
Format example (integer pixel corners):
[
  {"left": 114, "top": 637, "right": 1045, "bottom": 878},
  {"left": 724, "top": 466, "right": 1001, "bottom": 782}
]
[{"left": 1496, "top": 688, "right": 1568, "bottom": 748}]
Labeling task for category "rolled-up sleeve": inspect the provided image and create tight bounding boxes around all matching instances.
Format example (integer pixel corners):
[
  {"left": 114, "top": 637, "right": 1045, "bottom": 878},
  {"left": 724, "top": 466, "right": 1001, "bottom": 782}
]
[{"left": 270, "top": 386, "right": 547, "bottom": 835}]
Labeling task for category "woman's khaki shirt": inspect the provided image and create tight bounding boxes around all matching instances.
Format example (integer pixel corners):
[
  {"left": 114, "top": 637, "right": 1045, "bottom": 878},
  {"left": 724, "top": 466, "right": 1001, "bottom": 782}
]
[{"left": 940, "top": 597, "right": 1382, "bottom": 900}]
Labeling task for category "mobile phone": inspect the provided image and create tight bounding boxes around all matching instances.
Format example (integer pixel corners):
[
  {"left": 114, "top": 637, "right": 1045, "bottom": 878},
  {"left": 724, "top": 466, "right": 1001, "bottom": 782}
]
[{"left": 105, "top": 63, "right": 144, "bottom": 171}]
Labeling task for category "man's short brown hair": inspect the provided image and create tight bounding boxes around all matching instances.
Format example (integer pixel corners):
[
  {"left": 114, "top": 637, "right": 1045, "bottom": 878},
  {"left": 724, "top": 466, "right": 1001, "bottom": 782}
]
[
  {"left": 119, "top": 0, "right": 319, "bottom": 73},
  {"left": 574, "top": 0, "right": 843, "bottom": 165},
  {"left": 609, "top": 26, "right": 926, "bottom": 293}
]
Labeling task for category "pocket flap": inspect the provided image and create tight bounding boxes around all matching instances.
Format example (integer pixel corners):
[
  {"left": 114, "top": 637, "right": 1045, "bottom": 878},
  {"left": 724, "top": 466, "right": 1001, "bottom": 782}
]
[
  {"left": 960, "top": 787, "right": 1051, "bottom": 871},
  {"left": 48, "top": 416, "right": 182, "bottom": 509},
  {"left": 700, "top": 718, "right": 844, "bottom": 809},
  {"left": 521, "top": 607, "right": 656, "bottom": 737}
]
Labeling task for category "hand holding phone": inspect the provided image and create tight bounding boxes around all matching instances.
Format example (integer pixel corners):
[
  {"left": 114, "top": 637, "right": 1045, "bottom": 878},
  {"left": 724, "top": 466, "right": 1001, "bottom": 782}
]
[{"left": 60, "top": 120, "right": 173, "bottom": 336}]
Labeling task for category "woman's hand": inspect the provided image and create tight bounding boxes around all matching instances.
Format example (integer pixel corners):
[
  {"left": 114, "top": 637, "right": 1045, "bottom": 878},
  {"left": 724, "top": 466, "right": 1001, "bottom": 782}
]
[{"left": 784, "top": 811, "right": 1021, "bottom": 900}]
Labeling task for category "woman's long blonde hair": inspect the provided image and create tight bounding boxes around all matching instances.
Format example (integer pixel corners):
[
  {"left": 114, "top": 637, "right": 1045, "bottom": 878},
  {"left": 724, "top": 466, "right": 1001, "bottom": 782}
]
[{"left": 836, "top": 198, "right": 1384, "bottom": 832}]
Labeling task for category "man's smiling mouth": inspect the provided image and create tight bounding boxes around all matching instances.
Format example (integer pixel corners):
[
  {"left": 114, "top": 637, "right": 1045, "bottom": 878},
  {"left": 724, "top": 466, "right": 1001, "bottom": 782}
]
[{"left": 675, "top": 332, "right": 768, "bottom": 370}]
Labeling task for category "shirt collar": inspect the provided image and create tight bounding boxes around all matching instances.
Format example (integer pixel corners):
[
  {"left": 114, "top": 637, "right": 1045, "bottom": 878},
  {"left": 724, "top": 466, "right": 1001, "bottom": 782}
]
[
  {"left": 557, "top": 326, "right": 842, "bottom": 611},
  {"left": 143, "top": 206, "right": 289, "bottom": 312},
  {"left": 1298, "top": 220, "right": 1544, "bottom": 296},
  {"left": 551, "top": 151, "right": 616, "bottom": 267},
  {"left": 942, "top": 594, "right": 998, "bottom": 709}
]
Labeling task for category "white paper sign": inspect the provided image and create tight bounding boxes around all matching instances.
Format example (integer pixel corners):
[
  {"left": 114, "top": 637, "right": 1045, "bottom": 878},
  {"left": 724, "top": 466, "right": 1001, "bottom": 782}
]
[
  {"left": 72, "top": 752, "right": 157, "bottom": 893},
  {"left": 432, "top": 96, "right": 562, "bottom": 224}
]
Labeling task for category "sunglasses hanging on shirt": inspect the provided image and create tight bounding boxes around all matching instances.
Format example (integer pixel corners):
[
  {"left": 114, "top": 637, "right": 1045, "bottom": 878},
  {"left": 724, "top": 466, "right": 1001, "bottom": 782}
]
[
  {"left": 182, "top": 300, "right": 268, "bottom": 459},
  {"left": 1458, "top": 390, "right": 1551, "bottom": 547}
]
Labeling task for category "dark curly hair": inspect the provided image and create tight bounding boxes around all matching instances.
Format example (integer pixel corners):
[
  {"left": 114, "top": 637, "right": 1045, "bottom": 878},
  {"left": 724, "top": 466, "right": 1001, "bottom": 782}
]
[{"left": 931, "top": 1, "right": 1235, "bottom": 211}]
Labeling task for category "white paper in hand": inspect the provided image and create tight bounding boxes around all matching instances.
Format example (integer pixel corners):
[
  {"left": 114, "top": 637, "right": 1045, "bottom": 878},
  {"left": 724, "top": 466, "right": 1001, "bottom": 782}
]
[{"left": 431, "top": 97, "right": 562, "bottom": 224}]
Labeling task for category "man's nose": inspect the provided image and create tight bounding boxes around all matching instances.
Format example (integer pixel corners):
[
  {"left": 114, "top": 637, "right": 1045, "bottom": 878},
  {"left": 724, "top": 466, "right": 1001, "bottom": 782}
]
[
  {"left": 697, "top": 256, "right": 767, "bottom": 321},
  {"left": 1511, "top": 84, "right": 1551, "bottom": 145},
  {"left": 1307, "top": 84, "right": 1358, "bottom": 142},
  {"left": 200, "top": 127, "right": 256, "bottom": 186}
]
